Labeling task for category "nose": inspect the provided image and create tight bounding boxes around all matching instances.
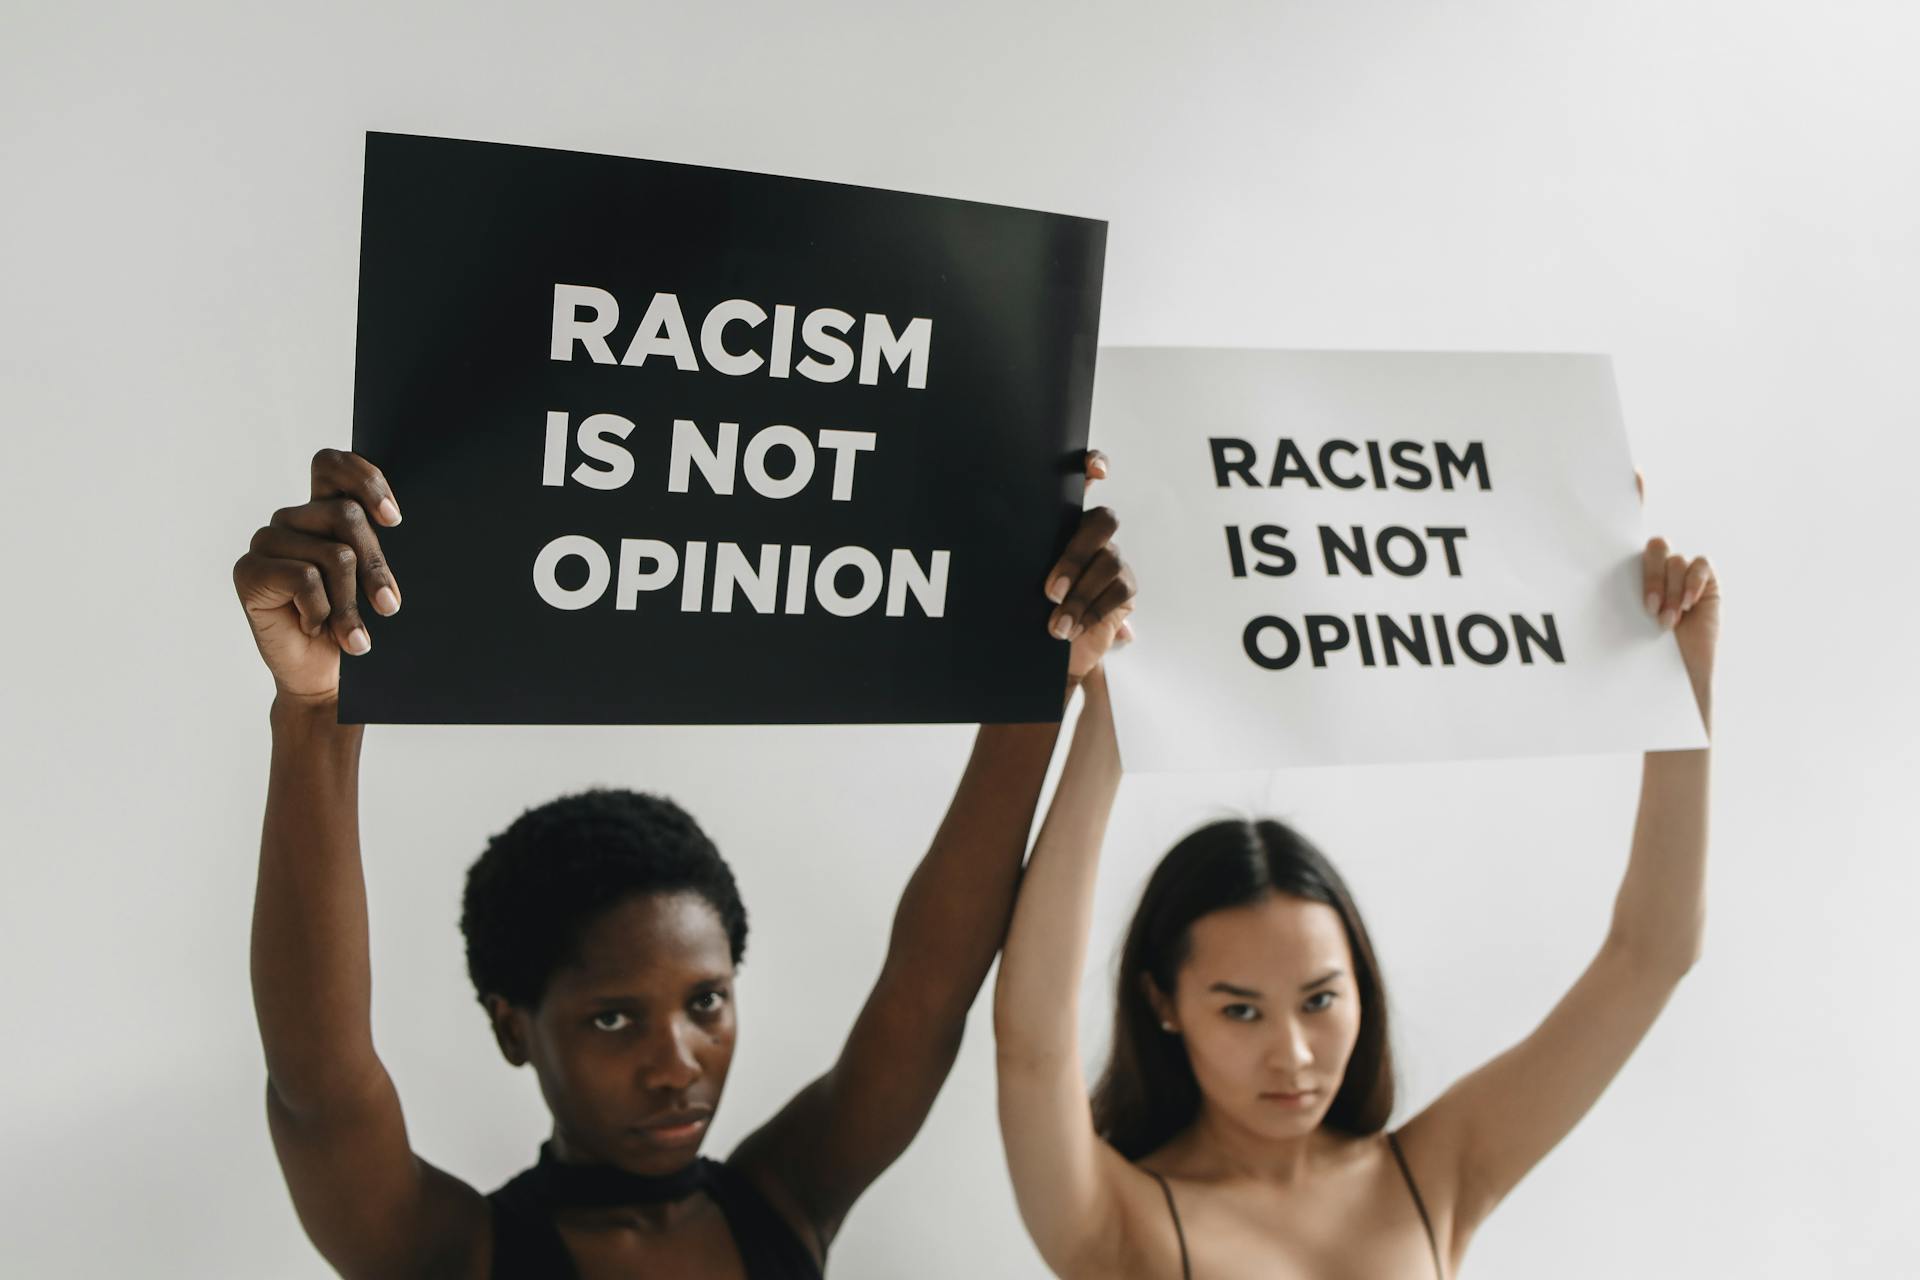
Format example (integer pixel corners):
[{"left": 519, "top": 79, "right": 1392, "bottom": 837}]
[
  {"left": 1265, "top": 1016, "right": 1314, "bottom": 1073},
  {"left": 639, "top": 1016, "right": 703, "bottom": 1091}
]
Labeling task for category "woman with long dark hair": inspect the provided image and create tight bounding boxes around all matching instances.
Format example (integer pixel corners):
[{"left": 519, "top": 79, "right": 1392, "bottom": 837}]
[{"left": 994, "top": 533, "right": 1717, "bottom": 1278}]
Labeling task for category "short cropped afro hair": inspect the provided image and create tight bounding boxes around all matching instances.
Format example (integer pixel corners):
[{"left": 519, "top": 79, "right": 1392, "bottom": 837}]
[{"left": 460, "top": 788, "right": 748, "bottom": 1009}]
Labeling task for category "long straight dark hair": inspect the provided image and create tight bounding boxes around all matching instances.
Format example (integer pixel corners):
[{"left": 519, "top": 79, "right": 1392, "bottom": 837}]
[{"left": 1090, "top": 818, "right": 1394, "bottom": 1161}]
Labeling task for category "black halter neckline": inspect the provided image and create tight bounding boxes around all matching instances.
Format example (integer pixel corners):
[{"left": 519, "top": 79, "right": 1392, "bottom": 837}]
[{"left": 517, "top": 1140, "right": 712, "bottom": 1210}]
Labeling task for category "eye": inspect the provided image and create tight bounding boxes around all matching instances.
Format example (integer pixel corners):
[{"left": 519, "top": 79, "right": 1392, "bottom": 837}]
[
  {"left": 690, "top": 989, "right": 729, "bottom": 1017},
  {"left": 1303, "top": 991, "right": 1337, "bottom": 1013},
  {"left": 590, "top": 1011, "right": 635, "bottom": 1032},
  {"left": 1221, "top": 1003, "right": 1261, "bottom": 1023}
]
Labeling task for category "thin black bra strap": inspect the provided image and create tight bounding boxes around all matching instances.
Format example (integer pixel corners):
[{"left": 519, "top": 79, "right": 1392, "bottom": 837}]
[
  {"left": 1386, "top": 1131, "right": 1445, "bottom": 1280},
  {"left": 1146, "top": 1170, "right": 1192, "bottom": 1280}
]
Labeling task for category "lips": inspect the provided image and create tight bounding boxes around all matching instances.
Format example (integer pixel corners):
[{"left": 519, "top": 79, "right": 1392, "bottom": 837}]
[
  {"left": 1259, "top": 1089, "right": 1320, "bottom": 1109},
  {"left": 630, "top": 1106, "right": 714, "bottom": 1146}
]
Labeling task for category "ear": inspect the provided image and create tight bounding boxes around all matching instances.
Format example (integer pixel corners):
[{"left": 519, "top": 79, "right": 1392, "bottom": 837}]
[
  {"left": 1140, "top": 972, "right": 1180, "bottom": 1035},
  {"left": 484, "top": 994, "right": 532, "bottom": 1067}
]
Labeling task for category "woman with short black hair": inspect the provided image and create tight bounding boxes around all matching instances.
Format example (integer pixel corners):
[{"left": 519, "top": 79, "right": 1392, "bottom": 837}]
[{"left": 236, "top": 446, "right": 1133, "bottom": 1279}]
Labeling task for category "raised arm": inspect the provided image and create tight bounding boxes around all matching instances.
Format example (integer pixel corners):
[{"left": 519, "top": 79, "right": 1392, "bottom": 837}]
[
  {"left": 733, "top": 456, "right": 1137, "bottom": 1250},
  {"left": 238, "top": 450, "right": 487, "bottom": 1280},
  {"left": 1402, "top": 536, "right": 1720, "bottom": 1260},
  {"left": 992, "top": 670, "right": 1152, "bottom": 1279}
]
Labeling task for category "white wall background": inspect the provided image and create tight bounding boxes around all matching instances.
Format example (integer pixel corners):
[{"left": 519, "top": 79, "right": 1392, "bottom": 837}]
[{"left": 4, "top": 1, "right": 1916, "bottom": 1275}]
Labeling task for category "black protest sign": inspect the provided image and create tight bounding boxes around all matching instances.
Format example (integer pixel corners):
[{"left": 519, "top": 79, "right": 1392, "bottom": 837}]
[{"left": 341, "top": 133, "right": 1105, "bottom": 724}]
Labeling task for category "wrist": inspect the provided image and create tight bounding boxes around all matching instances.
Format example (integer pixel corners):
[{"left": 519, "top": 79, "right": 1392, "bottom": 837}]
[
  {"left": 269, "top": 692, "right": 356, "bottom": 742},
  {"left": 267, "top": 699, "right": 363, "bottom": 792}
]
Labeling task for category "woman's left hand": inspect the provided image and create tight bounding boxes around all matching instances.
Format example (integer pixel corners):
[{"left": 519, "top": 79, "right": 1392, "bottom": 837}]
[
  {"left": 1643, "top": 535, "right": 1719, "bottom": 703},
  {"left": 1044, "top": 450, "right": 1137, "bottom": 682}
]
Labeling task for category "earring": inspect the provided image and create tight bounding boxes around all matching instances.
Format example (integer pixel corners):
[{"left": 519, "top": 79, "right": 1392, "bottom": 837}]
[{"left": 1160, "top": 1021, "right": 1177, "bottom": 1033}]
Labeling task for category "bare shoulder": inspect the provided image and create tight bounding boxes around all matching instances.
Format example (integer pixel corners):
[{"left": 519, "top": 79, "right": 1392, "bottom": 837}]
[
  {"left": 1089, "top": 1155, "right": 1206, "bottom": 1280},
  {"left": 1387, "top": 1114, "right": 1468, "bottom": 1266},
  {"left": 1005, "top": 1141, "right": 1192, "bottom": 1280},
  {"left": 1387, "top": 1113, "right": 1459, "bottom": 1196}
]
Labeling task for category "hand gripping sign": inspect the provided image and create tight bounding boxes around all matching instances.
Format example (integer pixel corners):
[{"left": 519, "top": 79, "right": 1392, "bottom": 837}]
[{"left": 1089, "top": 348, "right": 1707, "bottom": 770}]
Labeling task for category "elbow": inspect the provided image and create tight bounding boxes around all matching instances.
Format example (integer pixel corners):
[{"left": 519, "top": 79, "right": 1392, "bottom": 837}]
[
  {"left": 1604, "top": 883, "right": 1707, "bottom": 985},
  {"left": 990, "top": 1006, "right": 1060, "bottom": 1075},
  {"left": 993, "top": 1016, "right": 1081, "bottom": 1086},
  {"left": 1605, "top": 921, "right": 1704, "bottom": 987},
  {"left": 1679, "top": 925, "right": 1705, "bottom": 975},
  {"left": 263, "top": 1055, "right": 390, "bottom": 1125},
  {"left": 990, "top": 1006, "right": 1036, "bottom": 1071},
  {"left": 989, "top": 967, "right": 1025, "bottom": 1049},
  {"left": 991, "top": 1005, "right": 1071, "bottom": 1078},
  {"left": 991, "top": 961, "right": 1080, "bottom": 1076},
  {"left": 993, "top": 1041, "right": 1061, "bottom": 1079},
  {"left": 1657, "top": 940, "right": 1703, "bottom": 985}
]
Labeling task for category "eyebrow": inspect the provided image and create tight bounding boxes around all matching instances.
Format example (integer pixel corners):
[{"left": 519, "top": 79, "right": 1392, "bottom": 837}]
[{"left": 1207, "top": 970, "right": 1345, "bottom": 1001}]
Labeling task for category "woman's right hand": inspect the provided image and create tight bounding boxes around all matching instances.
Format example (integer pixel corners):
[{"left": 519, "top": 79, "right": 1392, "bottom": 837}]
[{"left": 232, "top": 449, "right": 404, "bottom": 704}]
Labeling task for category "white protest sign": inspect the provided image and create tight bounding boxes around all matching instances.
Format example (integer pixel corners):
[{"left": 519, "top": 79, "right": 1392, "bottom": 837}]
[{"left": 1091, "top": 348, "right": 1708, "bottom": 770}]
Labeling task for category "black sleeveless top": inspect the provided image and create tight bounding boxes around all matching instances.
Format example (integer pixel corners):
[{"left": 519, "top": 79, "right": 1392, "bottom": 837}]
[
  {"left": 1146, "top": 1131, "right": 1444, "bottom": 1279},
  {"left": 487, "top": 1155, "right": 823, "bottom": 1279}
]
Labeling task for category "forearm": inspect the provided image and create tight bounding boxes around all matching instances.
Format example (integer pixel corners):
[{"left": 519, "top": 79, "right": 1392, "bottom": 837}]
[
  {"left": 993, "top": 672, "right": 1122, "bottom": 1066},
  {"left": 869, "top": 714, "right": 1063, "bottom": 1042},
  {"left": 251, "top": 696, "right": 381, "bottom": 1110},
  {"left": 767, "top": 709, "right": 1066, "bottom": 1225},
  {"left": 1609, "top": 678, "right": 1712, "bottom": 974}
]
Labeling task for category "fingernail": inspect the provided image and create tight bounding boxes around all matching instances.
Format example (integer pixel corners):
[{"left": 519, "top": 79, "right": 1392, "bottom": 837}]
[
  {"left": 347, "top": 628, "right": 372, "bottom": 654},
  {"left": 1067, "top": 621, "right": 1086, "bottom": 641},
  {"left": 1091, "top": 458, "right": 1109, "bottom": 477},
  {"left": 374, "top": 586, "right": 401, "bottom": 616},
  {"left": 378, "top": 498, "right": 402, "bottom": 525},
  {"left": 1644, "top": 593, "right": 1661, "bottom": 618},
  {"left": 1658, "top": 609, "right": 1677, "bottom": 630},
  {"left": 1051, "top": 614, "right": 1073, "bottom": 640},
  {"left": 1047, "top": 575, "right": 1071, "bottom": 604}
]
